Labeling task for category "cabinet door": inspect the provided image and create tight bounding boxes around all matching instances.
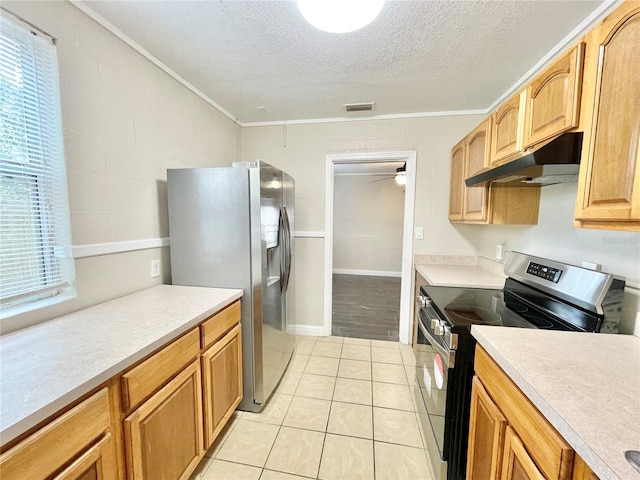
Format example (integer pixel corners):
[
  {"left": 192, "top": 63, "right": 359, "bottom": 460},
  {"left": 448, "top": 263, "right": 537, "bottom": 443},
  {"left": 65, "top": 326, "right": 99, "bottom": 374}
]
[
  {"left": 53, "top": 434, "right": 117, "bottom": 480},
  {"left": 202, "top": 325, "right": 243, "bottom": 449},
  {"left": 448, "top": 140, "right": 465, "bottom": 221},
  {"left": 463, "top": 120, "right": 490, "bottom": 222},
  {"left": 523, "top": 44, "right": 584, "bottom": 149},
  {"left": 575, "top": 2, "right": 640, "bottom": 228},
  {"left": 0, "top": 389, "right": 111, "bottom": 480},
  {"left": 491, "top": 92, "right": 525, "bottom": 165},
  {"left": 124, "top": 360, "right": 203, "bottom": 480},
  {"left": 501, "top": 427, "right": 545, "bottom": 480},
  {"left": 467, "top": 377, "right": 507, "bottom": 480}
]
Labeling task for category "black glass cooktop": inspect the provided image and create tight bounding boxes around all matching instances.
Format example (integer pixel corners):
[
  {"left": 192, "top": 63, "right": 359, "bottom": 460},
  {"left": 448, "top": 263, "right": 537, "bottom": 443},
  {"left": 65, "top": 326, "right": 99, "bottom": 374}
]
[{"left": 422, "top": 278, "right": 601, "bottom": 333}]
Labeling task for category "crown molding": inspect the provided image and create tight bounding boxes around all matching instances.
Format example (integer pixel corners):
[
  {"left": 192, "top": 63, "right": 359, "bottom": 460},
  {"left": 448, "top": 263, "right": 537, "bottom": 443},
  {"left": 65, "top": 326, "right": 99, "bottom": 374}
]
[
  {"left": 71, "top": 0, "right": 622, "bottom": 127},
  {"left": 238, "top": 109, "right": 488, "bottom": 127},
  {"left": 486, "top": 0, "right": 622, "bottom": 113},
  {"left": 69, "top": 1, "right": 237, "bottom": 123}
]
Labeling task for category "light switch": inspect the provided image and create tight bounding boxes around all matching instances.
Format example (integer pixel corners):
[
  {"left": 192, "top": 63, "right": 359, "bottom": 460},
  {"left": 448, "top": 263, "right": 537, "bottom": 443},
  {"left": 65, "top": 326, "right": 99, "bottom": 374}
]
[{"left": 415, "top": 227, "right": 424, "bottom": 240}]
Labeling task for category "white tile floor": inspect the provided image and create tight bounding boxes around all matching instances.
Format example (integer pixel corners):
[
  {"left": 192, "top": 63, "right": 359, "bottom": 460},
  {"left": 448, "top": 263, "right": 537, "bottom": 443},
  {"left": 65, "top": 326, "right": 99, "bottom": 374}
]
[{"left": 190, "top": 335, "right": 433, "bottom": 480}]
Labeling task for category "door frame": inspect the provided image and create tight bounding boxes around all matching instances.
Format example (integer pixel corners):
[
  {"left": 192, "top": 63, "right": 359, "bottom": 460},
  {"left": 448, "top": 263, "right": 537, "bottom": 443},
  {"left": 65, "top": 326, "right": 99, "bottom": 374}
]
[{"left": 324, "top": 151, "right": 417, "bottom": 344}]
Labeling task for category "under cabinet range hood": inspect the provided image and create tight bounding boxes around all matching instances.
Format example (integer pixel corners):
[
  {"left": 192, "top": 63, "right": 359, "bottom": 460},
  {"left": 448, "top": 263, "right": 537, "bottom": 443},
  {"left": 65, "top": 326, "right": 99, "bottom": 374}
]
[{"left": 465, "top": 132, "right": 583, "bottom": 187}]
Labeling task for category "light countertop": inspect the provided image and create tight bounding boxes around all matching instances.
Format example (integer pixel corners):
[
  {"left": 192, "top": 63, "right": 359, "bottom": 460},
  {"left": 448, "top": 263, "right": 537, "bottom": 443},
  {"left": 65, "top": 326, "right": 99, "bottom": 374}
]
[
  {"left": 471, "top": 326, "right": 640, "bottom": 480},
  {"left": 0, "top": 284, "right": 242, "bottom": 447},
  {"left": 415, "top": 263, "right": 506, "bottom": 289}
]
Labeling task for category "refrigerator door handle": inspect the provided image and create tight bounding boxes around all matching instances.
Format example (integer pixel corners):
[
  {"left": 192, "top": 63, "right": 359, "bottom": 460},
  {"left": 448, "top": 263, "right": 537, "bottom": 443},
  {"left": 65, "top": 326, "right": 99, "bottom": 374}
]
[
  {"left": 278, "top": 207, "right": 287, "bottom": 291},
  {"left": 281, "top": 206, "right": 292, "bottom": 294}
]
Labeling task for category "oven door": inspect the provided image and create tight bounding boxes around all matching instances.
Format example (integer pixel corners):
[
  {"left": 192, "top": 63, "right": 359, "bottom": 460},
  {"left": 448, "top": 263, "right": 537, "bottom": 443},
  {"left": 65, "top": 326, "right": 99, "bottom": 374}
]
[{"left": 414, "top": 308, "right": 452, "bottom": 480}]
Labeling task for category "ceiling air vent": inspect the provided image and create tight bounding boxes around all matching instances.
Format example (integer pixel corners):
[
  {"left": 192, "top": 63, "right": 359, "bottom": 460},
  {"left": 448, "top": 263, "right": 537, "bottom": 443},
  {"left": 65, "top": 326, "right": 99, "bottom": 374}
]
[{"left": 343, "top": 102, "right": 375, "bottom": 113}]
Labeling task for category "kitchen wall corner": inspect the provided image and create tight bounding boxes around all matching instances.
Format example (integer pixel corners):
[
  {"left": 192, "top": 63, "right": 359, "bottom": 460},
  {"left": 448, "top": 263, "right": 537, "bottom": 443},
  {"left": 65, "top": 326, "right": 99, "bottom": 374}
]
[{"left": 0, "top": 0, "right": 239, "bottom": 334}]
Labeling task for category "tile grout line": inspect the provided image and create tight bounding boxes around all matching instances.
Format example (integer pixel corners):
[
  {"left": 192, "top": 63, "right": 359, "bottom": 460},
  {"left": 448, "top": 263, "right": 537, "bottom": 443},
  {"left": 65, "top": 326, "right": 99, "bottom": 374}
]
[{"left": 370, "top": 345, "right": 377, "bottom": 480}]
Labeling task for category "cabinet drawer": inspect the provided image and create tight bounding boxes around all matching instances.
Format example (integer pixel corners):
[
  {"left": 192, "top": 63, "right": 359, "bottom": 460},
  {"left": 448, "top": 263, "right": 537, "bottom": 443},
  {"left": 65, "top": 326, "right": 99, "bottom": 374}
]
[
  {"left": 475, "top": 346, "right": 574, "bottom": 480},
  {"left": 0, "top": 388, "right": 111, "bottom": 480},
  {"left": 201, "top": 300, "right": 241, "bottom": 349},
  {"left": 121, "top": 328, "right": 200, "bottom": 412}
]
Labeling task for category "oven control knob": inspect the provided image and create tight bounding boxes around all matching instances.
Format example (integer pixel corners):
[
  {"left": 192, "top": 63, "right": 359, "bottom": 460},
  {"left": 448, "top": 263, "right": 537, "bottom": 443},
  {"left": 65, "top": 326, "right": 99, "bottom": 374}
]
[
  {"left": 434, "top": 320, "right": 444, "bottom": 336},
  {"left": 417, "top": 295, "right": 430, "bottom": 307}
]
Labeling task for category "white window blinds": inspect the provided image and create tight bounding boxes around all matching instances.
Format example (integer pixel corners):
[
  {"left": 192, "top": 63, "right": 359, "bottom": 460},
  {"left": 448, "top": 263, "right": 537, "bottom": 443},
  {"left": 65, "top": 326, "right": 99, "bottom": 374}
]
[{"left": 0, "top": 12, "right": 75, "bottom": 311}]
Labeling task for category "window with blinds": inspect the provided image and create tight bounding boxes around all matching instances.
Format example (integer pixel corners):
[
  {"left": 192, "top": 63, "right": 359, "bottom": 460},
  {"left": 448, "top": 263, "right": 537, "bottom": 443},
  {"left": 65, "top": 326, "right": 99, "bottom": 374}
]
[{"left": 0, "top": 12, "right": 75, "bottom": 316}]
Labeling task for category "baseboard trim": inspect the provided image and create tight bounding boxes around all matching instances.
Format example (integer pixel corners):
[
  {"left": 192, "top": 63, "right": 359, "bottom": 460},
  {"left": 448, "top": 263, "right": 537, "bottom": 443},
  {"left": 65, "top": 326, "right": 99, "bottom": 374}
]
[
  {"left": 332, "top": 268, "right": 402, "bottom": 278},
  {"left": 287, "top": 324, "right": 326, "bottom": 336},
  {"left": 72, "top": 238, "right": 170, "bottom": 259}
]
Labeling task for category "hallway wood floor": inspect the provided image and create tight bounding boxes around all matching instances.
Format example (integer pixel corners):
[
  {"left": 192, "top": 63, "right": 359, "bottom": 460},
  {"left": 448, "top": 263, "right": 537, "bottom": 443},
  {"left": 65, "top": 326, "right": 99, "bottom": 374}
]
[{"left": 331, "top": 274, "right": 401, "bottom": 341}]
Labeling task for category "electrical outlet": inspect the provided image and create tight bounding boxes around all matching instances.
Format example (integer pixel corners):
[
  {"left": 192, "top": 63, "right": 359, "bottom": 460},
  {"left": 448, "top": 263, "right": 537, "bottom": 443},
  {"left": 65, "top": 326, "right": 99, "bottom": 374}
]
[
  {"left": 151, "top": 260, "right": 160, "bottom": 278},
  {"left": 415, "top": 227, "right": 424, "bottom": 240},
  {"left": 496, "top": 244, "right": 506, "bottom": 261},
  {"left": 581, "top": 261, "right": 602, "bottom": 271}
]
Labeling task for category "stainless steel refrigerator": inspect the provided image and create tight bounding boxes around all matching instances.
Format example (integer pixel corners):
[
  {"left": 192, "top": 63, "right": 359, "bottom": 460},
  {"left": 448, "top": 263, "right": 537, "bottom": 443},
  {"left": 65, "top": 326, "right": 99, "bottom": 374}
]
[{"left": 167, "top": 161, "right": 295, "bottom": 412}]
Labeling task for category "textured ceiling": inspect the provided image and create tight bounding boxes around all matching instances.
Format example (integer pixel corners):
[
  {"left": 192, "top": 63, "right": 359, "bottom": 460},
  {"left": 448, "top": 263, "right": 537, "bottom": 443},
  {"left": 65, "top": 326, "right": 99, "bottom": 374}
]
[{"left": 82, "top": 0, "right": 604, "bottom": 123}]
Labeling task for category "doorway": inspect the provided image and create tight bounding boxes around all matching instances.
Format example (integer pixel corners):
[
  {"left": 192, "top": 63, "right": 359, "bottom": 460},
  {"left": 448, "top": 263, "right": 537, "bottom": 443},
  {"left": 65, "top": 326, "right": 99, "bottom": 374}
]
[{"left": 323, "top": 151, "right": 417, "bottom": 344}]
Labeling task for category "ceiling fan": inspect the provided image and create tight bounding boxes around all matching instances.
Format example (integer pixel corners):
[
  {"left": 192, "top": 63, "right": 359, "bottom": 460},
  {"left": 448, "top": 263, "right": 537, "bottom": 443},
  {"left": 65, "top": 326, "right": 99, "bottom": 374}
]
[{"left": 370, "top": 163, "right": 406, "bottom": 185}]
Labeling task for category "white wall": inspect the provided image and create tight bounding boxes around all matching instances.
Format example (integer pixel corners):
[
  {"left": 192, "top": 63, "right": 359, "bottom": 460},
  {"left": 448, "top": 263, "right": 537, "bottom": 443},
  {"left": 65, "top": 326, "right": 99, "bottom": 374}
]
[
  {"left": 1, "top": 1, "right": 239, "bottom": 334},
  {"left": 463, "top": 182, "right": 640, "bottom": 334},
  {"left": 241, "top": 115, "right": 484, "bottom": 328},
  {"left": 242, "top": 116, "right": 640, "bottom": 334},
  {"left": 333, "top": 174, "right": 404, "bottom": 274}
]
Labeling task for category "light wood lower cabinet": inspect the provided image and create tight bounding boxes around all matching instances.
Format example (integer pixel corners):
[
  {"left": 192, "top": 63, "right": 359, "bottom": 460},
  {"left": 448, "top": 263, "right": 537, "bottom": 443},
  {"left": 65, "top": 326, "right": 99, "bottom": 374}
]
[
  {"left": 53, "top": 433, "right": 117, "bottom": 480},
  {"left": 124, "top": 360, "right": 204, "bottom": 480},
  {"left": 574, "top": 1, "right": 640, "bottom": 231},
  {"left": 0, "top": 389, "right": 114, "bottom": 480},
  {"left": 467, "top": 377, "right": 507, "bottom": 480},
  {"left": 501, "top": 427, "right": 546, "bottom": 480},
  {"left": 468, "top": 346, "right": 597, "bottom": 480},
  {"left": 202, "top": 324, "right": 243, "bottom": 449},
  {"left": 0, "top": 301, "right": 242, "bottom": 480}
]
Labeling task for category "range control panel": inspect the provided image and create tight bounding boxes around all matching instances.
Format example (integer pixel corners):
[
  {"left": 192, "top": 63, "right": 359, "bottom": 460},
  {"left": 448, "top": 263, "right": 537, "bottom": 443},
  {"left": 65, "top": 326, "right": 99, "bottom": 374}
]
[{"left": 527, "top": 262, "right": 562, "bottom": 283}]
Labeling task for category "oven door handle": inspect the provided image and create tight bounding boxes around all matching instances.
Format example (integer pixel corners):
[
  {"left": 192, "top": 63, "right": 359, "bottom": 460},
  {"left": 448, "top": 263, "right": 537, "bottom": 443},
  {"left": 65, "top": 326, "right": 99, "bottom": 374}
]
[{"left": 418, "top": 314, "right": 455, "bottom": 369}]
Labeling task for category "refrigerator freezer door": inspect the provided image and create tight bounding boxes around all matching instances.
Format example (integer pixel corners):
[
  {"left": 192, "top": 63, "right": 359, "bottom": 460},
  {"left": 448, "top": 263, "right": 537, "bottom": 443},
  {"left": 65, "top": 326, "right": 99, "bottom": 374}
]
[{"left": 167, "top": 167, "right": 257, "bottom": 411}]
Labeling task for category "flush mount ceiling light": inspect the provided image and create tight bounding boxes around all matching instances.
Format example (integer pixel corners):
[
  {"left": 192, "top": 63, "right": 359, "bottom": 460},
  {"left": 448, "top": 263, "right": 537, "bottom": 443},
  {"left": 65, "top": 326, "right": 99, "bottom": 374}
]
[
  {"left": 297, "top": 0, "right": 385, "bottom": 33},
  {"left": 395, "top": 164, "right": 407, "bottom": 186}
]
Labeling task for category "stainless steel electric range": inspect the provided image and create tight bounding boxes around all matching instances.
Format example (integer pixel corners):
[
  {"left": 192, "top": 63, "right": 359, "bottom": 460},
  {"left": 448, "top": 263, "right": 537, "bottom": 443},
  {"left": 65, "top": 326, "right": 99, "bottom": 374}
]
[{"left": 413, "top": 252, "right": 626, "bottom": 480}]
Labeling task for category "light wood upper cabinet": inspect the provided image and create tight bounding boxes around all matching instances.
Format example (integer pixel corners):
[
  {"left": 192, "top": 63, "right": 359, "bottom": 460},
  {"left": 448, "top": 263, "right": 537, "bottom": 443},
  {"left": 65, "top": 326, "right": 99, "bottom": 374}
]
[
  {"left": 467, "top": 377, "right": 507, "bottom": 480},
  {"left": 523, "top": 44, "right": 585, "bottom": 149},
  {"left": 202, "top": 324, "right": 243, "bottom": 449},
  {"left": 463, "top": 120, "right": 491, "bottom": 222},
  {"left": 574, "top": 1, "right": 640, "bottom": 231},
  {"left": 449, "top": 119, "right": 540, "bottom": 225},
  {"left": 449, "top": 140, "right": 465, "bottom": 222},
  {"left": 491, "top": 92, "right": 525, "bottom": 165},
  {"left": 124, "top": 360, "right": 204, "bottom": 480}
]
